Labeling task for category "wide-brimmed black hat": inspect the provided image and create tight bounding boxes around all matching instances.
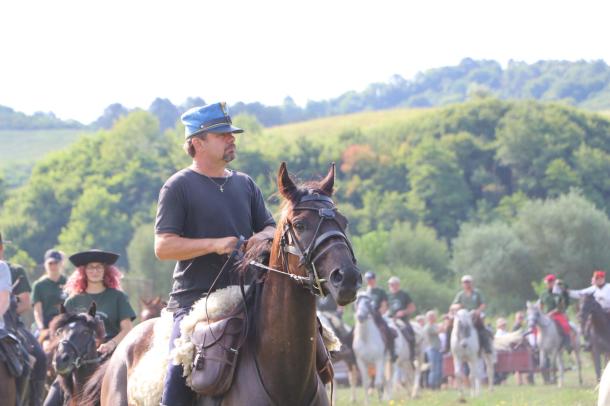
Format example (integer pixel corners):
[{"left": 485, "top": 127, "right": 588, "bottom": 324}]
[{"left": 69, "top": 249, "right": 119, "bottom": 267}]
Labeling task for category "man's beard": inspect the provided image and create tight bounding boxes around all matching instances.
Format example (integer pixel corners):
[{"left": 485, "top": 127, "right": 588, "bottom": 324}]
[{"left": 223, "top": 150, "right": 236, "bottom": 162}]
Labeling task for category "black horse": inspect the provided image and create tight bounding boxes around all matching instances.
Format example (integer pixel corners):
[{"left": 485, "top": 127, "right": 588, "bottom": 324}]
[
  {"left": 579, "top": 294, "right": 610, "bottom": 381},
  {"left": 44, "top": 303, "right": 106, "bottom": 406}
]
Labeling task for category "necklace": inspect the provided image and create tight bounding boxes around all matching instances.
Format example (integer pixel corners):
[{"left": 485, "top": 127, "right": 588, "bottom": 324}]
[{"left": 202, "top": 170, "right": 231, "bottom": 192}]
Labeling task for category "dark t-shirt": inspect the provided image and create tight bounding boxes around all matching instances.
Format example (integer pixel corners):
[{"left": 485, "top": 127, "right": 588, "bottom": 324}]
[
  {"left": 64, "top": 288, "right": 136, "bottom": 340},
  {"left": 32, "top": 275, "right": 68, "bottom": 328},
  {"left": 452, "top": 289, "right": 484, "bottom": 311},
  {"left": 367, "top": 286, "right": 388, "bottom": 311},
  {"left": 155, "top": 168, "right": 275, "bottom": 309},
  {"left": 388, "top": 290, "right": 413, "bottom": 320},
  {"left": 8, "top": 263, "right": 31, "bottom": 295}
]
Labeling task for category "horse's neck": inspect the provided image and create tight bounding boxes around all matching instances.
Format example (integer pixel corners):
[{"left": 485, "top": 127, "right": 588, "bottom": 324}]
[
  {"left": 61, "top": 363, "right": 96, "bottom": 400},
  {"left": 256, "top": 250, "right": 319, "bottom": 400},
  {"left": 356, "top": 315, "right": 382, "bottom": 343}
]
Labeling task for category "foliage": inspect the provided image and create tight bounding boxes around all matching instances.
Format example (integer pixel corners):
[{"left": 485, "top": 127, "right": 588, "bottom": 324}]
[
  {"left": 0, "top": 105, "right": 82, "bottom": 130},
  {"left": 126, "top": 223, "right": 174, "bottom": 296}
]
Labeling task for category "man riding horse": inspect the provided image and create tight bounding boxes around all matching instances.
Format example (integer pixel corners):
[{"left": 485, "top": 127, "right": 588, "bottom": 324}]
[
  {"left": 452, "top": 275, "right": 492, "bottom": 354},
  {"left": 569, "top": 270, "right": 610, "bottom": 312},
  {"left": 364, "top": 271, "right": 398, "bottom": 361},
  {"left": 1, "top": 233, "right": 47, "bottom": 406},
  {"left": 387, "top": 276, "right": 416, "bottom": 362},
  {"left": 539, "top": 273, "right": 572, "bottom": 351},
  {"left": 155, "top": 102, "right": 278, "bottom": 406}
]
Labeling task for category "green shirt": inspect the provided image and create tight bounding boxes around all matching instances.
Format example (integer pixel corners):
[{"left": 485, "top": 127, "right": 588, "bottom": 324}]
[
  {"left": 31, "top": 275, "right": 67, "bottom": 328},
  {"left": 64, "top": 288, "right": 136, "bottom": 340},
  {"left": 452, "top": 289, "right": 484, "bottom": 311},
  {"left": 367, "top": 286, "right": 388, "bottom": 311},
  {"left": 387, "top": 290, "right": 412, "bottom": 319},
  {"left": 540, "top": 289, "right": 569, "bottom": 313}
]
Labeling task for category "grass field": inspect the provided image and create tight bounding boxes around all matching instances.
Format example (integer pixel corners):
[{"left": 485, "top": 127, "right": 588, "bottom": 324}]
[{"left": 335, "top": 356, "right": 599, "bottom": 405}]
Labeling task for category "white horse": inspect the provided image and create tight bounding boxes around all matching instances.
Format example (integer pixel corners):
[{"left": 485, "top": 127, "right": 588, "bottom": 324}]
[
  {"left": 386, "top": 317, "right": 425, "bottom": 400},
  {"left": 352, "top": 293, "right": 388, "bottom": 405},
  {"left": 526, "top": 301, "right": 582, "bottom": 388},
  {"left": 451, "top": 309, "right": 495, "bottom": 400}
]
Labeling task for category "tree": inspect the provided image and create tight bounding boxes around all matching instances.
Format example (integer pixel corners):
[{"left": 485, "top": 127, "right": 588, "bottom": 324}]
[
  {"left": 407, "top": 138, "right": 472, "bottom": 242},
  {"left": 58, "top": 186, "right": 130, "bottom": 264},
  {"left": 514, "top": 191, "right": 610, "bottom": 287},
  {"left": 92, "top": 103, "right": 130, "bottom": 128},
  {"left": 127, "top": 223, "right": 174, "bottom": 296},
  {"left": 149, "top": 98, "right": 180, "bottom": 131},
  {"left": 543, "top": 159, "right": 580, "bottom": 197},
  {"left": 452, "top": 222, "right": 535, "bottom": 312}
]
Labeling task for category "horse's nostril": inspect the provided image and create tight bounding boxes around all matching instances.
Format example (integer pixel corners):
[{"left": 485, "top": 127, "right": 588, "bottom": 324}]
[{"left": 330, "top": 269, "right": 344, "bottom": 286}]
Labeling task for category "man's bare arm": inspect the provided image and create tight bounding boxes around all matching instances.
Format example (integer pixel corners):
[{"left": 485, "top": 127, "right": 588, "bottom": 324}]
[
  {"left": 154, "top": 233, "right": 239, "bottom": 261},
  {"left": 33, "top": 302, "right": 45, "bottom": 330}
]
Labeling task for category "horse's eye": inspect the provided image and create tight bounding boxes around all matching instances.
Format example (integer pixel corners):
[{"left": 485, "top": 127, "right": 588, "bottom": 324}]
[
  {"left": 293, "top": 222, "right": 306, "bottom": 232},
  {"left": 55, "top": 328, "right": 64, "bottom": 337}
]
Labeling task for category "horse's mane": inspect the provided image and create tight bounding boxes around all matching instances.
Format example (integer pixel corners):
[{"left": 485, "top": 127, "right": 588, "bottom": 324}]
[{"left": 80, "top": 359, "right": 110, "bottom": 406}]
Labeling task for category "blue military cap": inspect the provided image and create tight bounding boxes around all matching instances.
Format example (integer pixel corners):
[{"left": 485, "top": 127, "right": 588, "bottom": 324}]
[{"left": 181, "top": 102, "right": 244, "bottom": 139}]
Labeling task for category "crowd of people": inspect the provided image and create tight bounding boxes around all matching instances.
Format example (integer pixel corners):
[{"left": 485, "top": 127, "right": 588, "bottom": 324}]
[{"left": 318, "top": 268, "right": 610, "bottom": 390}]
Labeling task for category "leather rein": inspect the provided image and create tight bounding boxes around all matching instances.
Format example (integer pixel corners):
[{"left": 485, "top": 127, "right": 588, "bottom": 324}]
[{"left": 55, "top": 322, "right": 106, "bottom": 374}]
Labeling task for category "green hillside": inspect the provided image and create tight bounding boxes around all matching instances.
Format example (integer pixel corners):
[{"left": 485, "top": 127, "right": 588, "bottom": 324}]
[{"left": 0, "top": 129, "right": 90, "bottom": 186}]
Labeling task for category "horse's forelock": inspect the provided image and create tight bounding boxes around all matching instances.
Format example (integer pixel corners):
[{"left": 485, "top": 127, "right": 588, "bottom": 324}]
[{"left": 49, "top": 312, "right": 105, "bottom": 340}]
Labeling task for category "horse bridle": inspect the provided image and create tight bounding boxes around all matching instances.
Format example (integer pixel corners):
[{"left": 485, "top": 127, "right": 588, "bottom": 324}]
[
  {"left": 263, "top": 191, "right": 356, "bottom": 296},
  {"left": 56, "top": 322, "right": 104, "bottom": 373}
]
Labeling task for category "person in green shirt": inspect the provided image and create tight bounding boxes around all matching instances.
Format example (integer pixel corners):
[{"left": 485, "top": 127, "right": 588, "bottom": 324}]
[
  {"left": 387, "top": 276, "right": 416, "bottom": 361},
  {"left": 365, "top": 271, "right": 388, "bottom": 312},
  {"left": 539, "top": 273, "right": 571, "bottom": 350},
  {"left": 44, "top": 249, "right": 136, "bottom": 406},
  {"left": 32, "top": 249, "right": 68, "bottom": 333},
  {"left": 63, "top": 249, "right": 135, "bottom": 352},
  {"left": 452, "top": 274, "right": 492, "bottom": 353}
]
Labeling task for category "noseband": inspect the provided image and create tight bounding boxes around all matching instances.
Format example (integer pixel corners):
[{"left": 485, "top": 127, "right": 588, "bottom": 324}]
[{"left": 280, "top": 192, "right": 356, "bottom": 296}]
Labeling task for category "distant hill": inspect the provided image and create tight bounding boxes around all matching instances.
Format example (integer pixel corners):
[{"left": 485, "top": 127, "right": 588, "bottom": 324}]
[
  {"left": 2, "top": 59, "right": 610, "bottom": 131},
  {"left": 0, "top": 105, "right": 83, "bottom": 130}
]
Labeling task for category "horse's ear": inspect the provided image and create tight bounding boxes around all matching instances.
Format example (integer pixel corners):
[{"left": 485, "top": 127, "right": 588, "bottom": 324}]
[
  {"left": 59, "top": 304, "right": 67, "bottom": 314},
  {"left": 88, "top": 301, "right": 97, "bottom": 317},
  {"left": 319, "top": 163, "right": 335, "bottom": 196},
  {"left": 278, "top": 162, "right": 298, "bottom": 202}
]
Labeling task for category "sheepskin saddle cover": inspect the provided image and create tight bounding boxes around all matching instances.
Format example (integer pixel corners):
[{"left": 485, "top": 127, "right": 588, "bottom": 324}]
[{"left": 127, "top": 286, "right": 245, "bottom": 406}]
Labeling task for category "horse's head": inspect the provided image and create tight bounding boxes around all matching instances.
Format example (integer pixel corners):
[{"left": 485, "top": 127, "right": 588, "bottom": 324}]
[
  {"left": 276, "top": 162, "right": 362, "bottom": 305},
  {"left": 355, "top": 293, "right": 374, "bottom": 322},
  {"left": 140, "top": 296, "right": 167, "bottom": 321},
  {"left": 526, "top": 300, "right": 541, "bottom": 329},
  {"left": 50, "top": 302, "right": 106, "bottom": 375}
]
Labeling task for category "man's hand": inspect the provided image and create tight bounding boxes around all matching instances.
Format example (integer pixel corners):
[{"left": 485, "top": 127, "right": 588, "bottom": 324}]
[{"left": 215, "top": 237, "right": 240, "bottom": 255}]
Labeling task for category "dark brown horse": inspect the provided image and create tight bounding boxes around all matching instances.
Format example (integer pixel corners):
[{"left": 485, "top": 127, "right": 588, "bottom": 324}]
[
  {"left": 139, "top": 296, "right": 167, "bottom": 321},
  {"left": 0, "top": 359, "right": 17, "bottom": 406},
  {"left": 99, "top": 162, "right": 362, "bottom": 405},
  {"left": 579, "top": 294, "right": 610, "bottom": 381},
  {"left": 45, "top": 303, "right": 106, "bottom": 406}
]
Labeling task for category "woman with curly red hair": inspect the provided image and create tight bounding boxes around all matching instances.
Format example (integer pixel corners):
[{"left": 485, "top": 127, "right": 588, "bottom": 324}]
[{"left": 63, "top": 249, "right": 135, "bottom": 354}]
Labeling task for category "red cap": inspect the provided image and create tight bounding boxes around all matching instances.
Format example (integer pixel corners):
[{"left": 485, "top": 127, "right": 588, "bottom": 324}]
[
  {"left": 544, "top": 274, "right": 557, "bottom": 283},
  {"left": 593, "top": 270, "right": 606, "bottom": 279}
]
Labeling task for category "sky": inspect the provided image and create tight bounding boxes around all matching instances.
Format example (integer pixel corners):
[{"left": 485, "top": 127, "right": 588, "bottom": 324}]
[{"left": 1, "top": 0, "right": 609, "bottom": 123}]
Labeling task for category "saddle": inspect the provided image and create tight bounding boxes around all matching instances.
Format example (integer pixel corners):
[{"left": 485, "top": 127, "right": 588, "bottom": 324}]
[{"left": 0, "top": 328, "right": 28, "bottom": 377}]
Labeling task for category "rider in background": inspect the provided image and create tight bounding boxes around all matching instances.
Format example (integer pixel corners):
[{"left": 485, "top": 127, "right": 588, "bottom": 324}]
[
  {"left": 364, "top": 271, "right": 397, "bottom": 361},
  {"left": 452, "top": 275, "right": 492, "bottom": 353},
  {"left": 31, "top": 249, "right": 68, "bottom": 342},
  {"left": 387, "top": 276, "right": 416, "bottom": 362},
  {"left": 569, "top": 270, "right": 610, "bottom": 311},
  {"left": 1, "top": 233, "right": 47, "bottom": 406},
  {"left": 0, "top": 260, "right": 11, "bottom": 331},
  {"left": 63, "top": 249, "right": 135, "bottom": 352},
  {"left": 539, "top": 273, "right": 572, "bottom": 350}
]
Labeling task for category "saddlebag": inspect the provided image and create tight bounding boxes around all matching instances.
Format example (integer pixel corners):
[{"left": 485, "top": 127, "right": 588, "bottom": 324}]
[
  {"left": 0, "top": 329, "right": 26, "bottom": 377},
  {"left": 189, "top": 314, "right": 245, "bottom": 396}
]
